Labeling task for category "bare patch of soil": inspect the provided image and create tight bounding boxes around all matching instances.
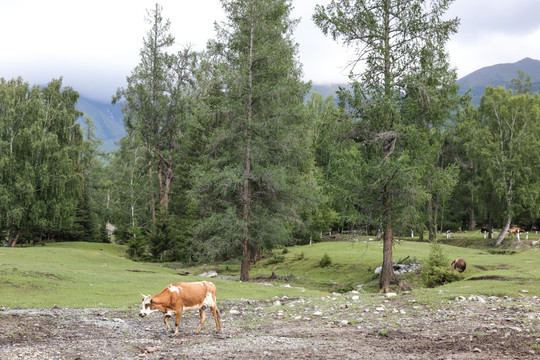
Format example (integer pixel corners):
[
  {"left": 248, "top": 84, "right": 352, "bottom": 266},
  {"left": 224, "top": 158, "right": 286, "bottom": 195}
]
[{"left": 1, "top": 293, "right": 539, "bottom": 359}]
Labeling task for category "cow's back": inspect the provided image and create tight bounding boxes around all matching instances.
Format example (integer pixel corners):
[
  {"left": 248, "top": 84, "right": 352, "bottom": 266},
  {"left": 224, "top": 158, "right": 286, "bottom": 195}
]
[{"left": 171, "top": 281, "right": 216, "bottom": 308}]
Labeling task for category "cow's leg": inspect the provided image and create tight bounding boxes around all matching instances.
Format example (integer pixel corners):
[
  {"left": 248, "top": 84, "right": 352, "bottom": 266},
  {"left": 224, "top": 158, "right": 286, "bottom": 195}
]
[
  {"left": 163, "top": 314, "right": 173, "bottom": 333},
  {"left": 210, "top": 306, "right": 221, "bottom": 332},
  {"left": 195, "top": 308, "right": 207, "bottom": 334},
  {"left": 173, "top": 310, "right": 183, "bottom": 336}
]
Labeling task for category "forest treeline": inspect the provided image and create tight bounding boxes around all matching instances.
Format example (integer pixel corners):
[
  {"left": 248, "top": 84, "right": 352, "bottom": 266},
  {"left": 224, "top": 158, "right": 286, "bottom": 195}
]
[{"left": 1, "top": 1, "right": 539, "bottom": 286}]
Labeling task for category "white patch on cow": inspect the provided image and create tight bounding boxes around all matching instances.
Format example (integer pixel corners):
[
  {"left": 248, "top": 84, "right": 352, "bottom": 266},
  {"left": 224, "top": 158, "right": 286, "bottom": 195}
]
[
  {"left": 182, "top": 291, "right": 216, "bottom": 312},
  {"left": 168, "top": 285, "right": 181, "bottom": 293},
  {"left": 183, "top": 304, "right": 203, "bottom": 311},
  {"left": 166, "top": 310, "right": 177, "bottom": 316},
  {"left": 203, "top": 291, "right": 216, "bottom": 308},
  {"left": 139, "top": 295, "right": 158, "bottom": 317}
]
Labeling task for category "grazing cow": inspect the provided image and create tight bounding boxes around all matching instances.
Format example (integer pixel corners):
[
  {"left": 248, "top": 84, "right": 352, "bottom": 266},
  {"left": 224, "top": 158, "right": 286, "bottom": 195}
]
[
  {"left": 139, "top": 281, "right": 221, "bottom": 336},
  {"left": 508, "top": 227, "right": 525, "bottom": 235},
  {"left": 450, "top": 258, "right": 466, "bottom": 273}
]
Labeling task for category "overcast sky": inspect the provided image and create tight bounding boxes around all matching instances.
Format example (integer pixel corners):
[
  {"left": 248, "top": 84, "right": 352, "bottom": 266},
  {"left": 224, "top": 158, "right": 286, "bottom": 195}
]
[{"left": 1, "top": 0, "right": 540, "bottom": 102}]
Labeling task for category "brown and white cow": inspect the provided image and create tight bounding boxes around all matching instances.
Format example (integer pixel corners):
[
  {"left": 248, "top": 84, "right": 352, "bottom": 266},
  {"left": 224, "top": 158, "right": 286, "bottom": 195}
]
[
  {"left": 508, "top": 227, "right": 525, "bottom": 235},
  {"left": 139, "top": 281, "right": 221, "bottom": 336},
  {"left": 450, "top": 258, "right": 466, "bottom": 273}
]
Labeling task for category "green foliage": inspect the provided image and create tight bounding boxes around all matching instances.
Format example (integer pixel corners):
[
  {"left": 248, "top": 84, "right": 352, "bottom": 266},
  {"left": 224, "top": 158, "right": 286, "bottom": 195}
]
[
  {"left": 421, "top": 265, "right": 463, "bottom": 288},
  {"left": 0, "top": 77, "right": 91, "bottom": 246},
  {"left": 191, "top": 0, "right": 314, "bottom": 280},
  {"left": 421, "top": 240, "right": 463, "bottom": 287},
  {"left": 319, "top": 253, "right": 332, "bottom": 267},
  {"left": 266, "top": 255, "right": 285, "bottom": 265}
]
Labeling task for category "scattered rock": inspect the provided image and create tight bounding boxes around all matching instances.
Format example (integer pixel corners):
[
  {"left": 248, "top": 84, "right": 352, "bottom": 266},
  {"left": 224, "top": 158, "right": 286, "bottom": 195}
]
[{"left": 199, "top": 271, "right": 218, "bottom": 278}]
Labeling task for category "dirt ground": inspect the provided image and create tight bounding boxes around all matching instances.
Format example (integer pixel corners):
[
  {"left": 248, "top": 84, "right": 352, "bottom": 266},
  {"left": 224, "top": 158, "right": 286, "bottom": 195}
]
[{"left": 1, "top": 292, "right": 538, "bottom": 360}]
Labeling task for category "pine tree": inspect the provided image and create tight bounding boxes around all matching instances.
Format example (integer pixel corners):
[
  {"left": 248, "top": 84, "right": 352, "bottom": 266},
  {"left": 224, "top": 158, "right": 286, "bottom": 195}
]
[
  {"left": 193, "top": 0, "right": 312, "bottom": 281},
  {"left": 314, "top": 0, "right": 459, "bottom": 292}
]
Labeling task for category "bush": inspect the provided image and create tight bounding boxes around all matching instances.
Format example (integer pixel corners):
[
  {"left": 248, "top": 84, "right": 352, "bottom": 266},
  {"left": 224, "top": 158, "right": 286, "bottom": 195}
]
[
  {"left": 266, "top": 255, "right": 285, "bottom": 265},
  {"left": 319, "top": 253, "right": 332, "bottom": 267},
  {"left": 421, "top": 266, "right": 463, "bottom": 288},
  {"left": 421, "top": 240, "right": 463, "bottom": 287}
]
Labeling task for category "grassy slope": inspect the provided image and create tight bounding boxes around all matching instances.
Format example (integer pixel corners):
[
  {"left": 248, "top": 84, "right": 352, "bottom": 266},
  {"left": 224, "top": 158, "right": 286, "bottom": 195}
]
[
  {"left": 247, "top": 236, "right": 540, "bottom": 301},
  {"left": 0, "top": 242, "right": 323, "bottom": 309},
  {"left": 1, "top": 232, "right": 538, "bottom": 309}
]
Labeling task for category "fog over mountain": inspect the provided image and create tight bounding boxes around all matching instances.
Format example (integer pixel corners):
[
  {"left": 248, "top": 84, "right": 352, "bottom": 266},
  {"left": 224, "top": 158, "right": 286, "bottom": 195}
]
[{"left": 78, "top": 57, "right": 540, "bottom": 152}]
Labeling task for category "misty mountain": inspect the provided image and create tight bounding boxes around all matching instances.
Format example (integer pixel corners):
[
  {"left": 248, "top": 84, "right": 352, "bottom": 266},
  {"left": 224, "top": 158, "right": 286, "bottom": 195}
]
[
  {"left": 80, "top": 58, "right": 540, "bottom": 152},
  {"left": 75, "top": 97, "right": 124, "bottom": 152}
]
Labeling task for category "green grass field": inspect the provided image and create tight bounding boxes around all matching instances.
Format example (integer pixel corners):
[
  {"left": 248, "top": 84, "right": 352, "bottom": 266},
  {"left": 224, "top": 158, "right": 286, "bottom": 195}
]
[
  {"left": 1, "top": 231, "right": 538, "bottom": 309},
  {"left": 245, "top": 235, "right": 540, "bottom": 300},
  {"left": 0, "top": 242, "right": 324, "bottom": 309}
]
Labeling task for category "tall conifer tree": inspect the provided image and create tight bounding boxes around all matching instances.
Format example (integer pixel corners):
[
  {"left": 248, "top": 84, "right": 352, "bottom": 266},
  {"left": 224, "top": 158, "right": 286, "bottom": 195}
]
[
  {"left": 314, "top": 0, "right": 459, "bottom": 292},
  {"left": 193, "top": 0, "right": 312, "bottom": 281}
]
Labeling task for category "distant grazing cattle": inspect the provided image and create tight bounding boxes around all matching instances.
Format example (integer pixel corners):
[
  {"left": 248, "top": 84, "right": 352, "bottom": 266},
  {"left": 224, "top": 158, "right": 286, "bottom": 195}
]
[
  {"left": 508, "top": 227, "right": 525, "bottom": 235},
  {"left": 140, "top": 281, "right": 221, "bottom": 336},
  {"left": 450, "top": 258, "right": 466, "bottom": 273},
  {"left": 531, "top": 225, "right": 538, "bottom": 233},
  {"left": 481, "top": 226, "right": 489, "bottom": 233}
]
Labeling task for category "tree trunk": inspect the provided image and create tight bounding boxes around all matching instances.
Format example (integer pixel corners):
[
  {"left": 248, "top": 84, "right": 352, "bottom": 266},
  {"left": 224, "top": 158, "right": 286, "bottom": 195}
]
[
  {"left": 495, "top": 215, "right": 511, "bottom": 246},
  {"left": 8, "top": 230, "right": 20, "bottom": 247},
  {"left": 379, "top": 222, "right": 395, "bottom": 292},
  {"left": 240, "top": 9, "right": 255, "bottom": 283},
  {"left": 379, "top": 186, "right": 397, "bottom": 292},
  {"left": 468, "top": 189, "right": 476, "bottom": 230},
  {"left": 427, "top": 196, "right": 436, "bottom": 241},
  {"left": 148, "top": 145, "right": 156, "bottom": 224},
  {"left": 163, "top": 156, "right": 173, "bottom": 212},
  {"left": 157, "top": 156, "right": 164, "bottom": 212}
]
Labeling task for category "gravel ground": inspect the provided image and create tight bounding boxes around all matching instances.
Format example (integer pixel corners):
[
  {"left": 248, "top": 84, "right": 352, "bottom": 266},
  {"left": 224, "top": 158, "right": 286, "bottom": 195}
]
[{"left": 1, "top": 292, "right": 539, "bottom": 359}]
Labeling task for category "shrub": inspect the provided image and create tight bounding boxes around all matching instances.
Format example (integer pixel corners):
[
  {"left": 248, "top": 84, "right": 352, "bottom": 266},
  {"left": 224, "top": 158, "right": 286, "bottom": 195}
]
[
  {"left": 421, "top": 266, "right": 463, "bottom": 288},
  {"left": 421, "top": 240, "right": 463, "bottom": 287},
  {"left": 319, "top": 253, "right": 332, "bottom": 267},
  {"left": 266, "top": 255, "right": 285, "bottom": 265}
]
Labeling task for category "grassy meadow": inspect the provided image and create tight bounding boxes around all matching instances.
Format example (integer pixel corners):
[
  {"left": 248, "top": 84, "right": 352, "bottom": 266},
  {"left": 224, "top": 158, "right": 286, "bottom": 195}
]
[{"left": 1, "top": 230, "right": 539, "bottom": 309}]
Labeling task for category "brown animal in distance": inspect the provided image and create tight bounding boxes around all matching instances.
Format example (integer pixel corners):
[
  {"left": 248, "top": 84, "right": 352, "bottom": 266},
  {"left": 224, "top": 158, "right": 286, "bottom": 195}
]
[
  {"left": 508, "top": 227, "right": 525, "bottom": 235},
  {"left": 139, "top": 281, "right": 221, "bottom": 336},
  {"left": 450, "top": 258, "right": 466, "bottom": 273}
]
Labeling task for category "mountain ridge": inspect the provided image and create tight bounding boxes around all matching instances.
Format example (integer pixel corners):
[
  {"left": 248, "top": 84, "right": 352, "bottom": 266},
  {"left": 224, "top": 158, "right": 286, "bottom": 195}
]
[{"left": 77, "top": 57, "right": 540, "bottom": 151}]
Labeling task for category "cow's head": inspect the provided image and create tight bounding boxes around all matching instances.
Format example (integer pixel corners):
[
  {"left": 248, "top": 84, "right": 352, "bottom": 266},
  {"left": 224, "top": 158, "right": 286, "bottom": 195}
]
[{"left": 139, "top": 294, "right": 156, "bottom": 317}]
